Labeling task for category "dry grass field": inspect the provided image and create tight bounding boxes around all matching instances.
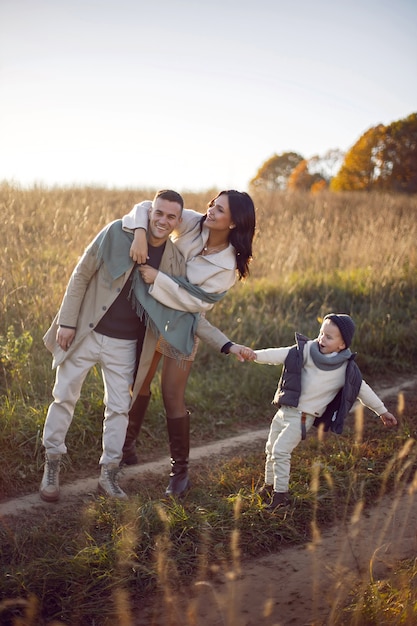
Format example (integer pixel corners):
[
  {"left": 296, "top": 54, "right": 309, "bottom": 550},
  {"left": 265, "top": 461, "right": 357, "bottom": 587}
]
[
  {"left": 2, "top": 184, "right": 417, "bottom": 329},
  {"left": 1, "top": 184, "right": 417, "bottom": 625}
]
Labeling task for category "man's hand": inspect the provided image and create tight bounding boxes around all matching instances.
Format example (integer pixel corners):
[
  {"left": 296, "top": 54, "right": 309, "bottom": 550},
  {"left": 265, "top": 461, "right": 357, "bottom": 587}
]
[
  {"left": 130, "top": 228, "right": 148, "bottom": 264},
  {"left": 56, "top": 326, "right": 76, "bottom": 351},
  {"left": 380, "top": 411, "right": 397, "bottom": 428},
  {"left": 138, "top": 264, "right": 158, "bottom": 284}
]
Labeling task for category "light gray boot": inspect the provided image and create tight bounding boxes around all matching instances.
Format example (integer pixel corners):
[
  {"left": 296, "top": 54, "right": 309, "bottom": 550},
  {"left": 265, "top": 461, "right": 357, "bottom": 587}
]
[
  {"left": 39, "top": 453, "right": 62, "bottom": 502},
  {"left": 98, "top": 463, "right": 128, "bottom": 500}
]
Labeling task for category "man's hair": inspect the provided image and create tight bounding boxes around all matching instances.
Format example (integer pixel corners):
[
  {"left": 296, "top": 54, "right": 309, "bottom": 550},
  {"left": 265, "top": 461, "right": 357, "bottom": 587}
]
[{"left": 153, "top": 189, "right": 184, "bottom": 210}]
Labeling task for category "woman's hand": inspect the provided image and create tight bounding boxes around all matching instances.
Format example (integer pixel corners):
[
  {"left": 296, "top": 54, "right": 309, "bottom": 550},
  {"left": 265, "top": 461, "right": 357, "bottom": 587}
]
[
  {"left": 229, "top": 344, "right": 256, "bottom": 362},
  {"left": 138, "top": 264, "right": 158, "bottom": 284},
  {"left": 130, "top": 228, "right": 148, "bottom": 264}
]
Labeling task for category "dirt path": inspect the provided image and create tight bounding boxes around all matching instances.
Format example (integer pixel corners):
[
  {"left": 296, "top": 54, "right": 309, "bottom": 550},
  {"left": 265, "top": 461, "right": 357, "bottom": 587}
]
[
  {"left": 1, "top": 375, "right": 414, "bottom": 518},
  {"left": 0, "top": 428, "right": 272, "bottom": 516},
  {"left": 151, "top": 485, "right": 416, "bottom": 626},
  {"left": 1, "top": 375, "right": 416, "bottom": 626}
]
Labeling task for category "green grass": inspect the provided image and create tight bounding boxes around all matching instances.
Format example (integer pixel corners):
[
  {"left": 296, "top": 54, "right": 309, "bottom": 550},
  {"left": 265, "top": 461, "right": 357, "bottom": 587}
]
[
  {"left": 337, "top": 557, "right": 417, "bottom": 625},
  {"left": 1, "top": 391, "right": 416, "bottom": 625}
]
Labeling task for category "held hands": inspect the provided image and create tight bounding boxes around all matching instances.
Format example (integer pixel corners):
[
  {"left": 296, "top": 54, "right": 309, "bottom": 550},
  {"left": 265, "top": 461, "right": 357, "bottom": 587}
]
[
  {"left": 56, "top": 326, "right": 76, "bottom": 351},
  {"left": 229, "top": 344, "right": 257, "bottom": 362},
  {"left": 138, "top": 264, "right": 158, "bottom": 284},
  {"left": 379, "top": 411, "right": 397, "bottom": 428},
  {"left": 130, "top": 228, "right": 148, "bottom": 264}
]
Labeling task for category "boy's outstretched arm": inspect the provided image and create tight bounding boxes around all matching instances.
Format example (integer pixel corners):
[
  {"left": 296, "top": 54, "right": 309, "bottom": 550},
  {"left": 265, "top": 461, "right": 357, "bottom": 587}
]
[{"left": 379, "top": 411, "right": 397, "bottom": 427}]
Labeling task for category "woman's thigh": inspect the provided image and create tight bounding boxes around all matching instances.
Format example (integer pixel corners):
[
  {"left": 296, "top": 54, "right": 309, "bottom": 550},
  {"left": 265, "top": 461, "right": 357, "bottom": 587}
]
[
  {"left": 161, "top": 357, "right": 193, "bottom": 418},
  {"left": 137, "top": 351, "right": 162, "bottom": 396}
]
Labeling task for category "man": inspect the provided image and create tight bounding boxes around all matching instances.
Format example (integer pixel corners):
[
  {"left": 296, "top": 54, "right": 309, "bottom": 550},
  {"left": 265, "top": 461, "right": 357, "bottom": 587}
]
[{"left": 40, "top": 190, "right": 185, "bottom": 501}]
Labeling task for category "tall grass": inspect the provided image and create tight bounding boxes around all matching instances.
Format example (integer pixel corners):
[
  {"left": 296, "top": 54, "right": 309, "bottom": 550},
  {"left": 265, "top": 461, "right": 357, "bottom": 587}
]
[
  {"left": 1, "top": 184, "right": 417, "bottom": 624},
  {"left": 1, "top": 397, "right": 416, "bottom": 625}
]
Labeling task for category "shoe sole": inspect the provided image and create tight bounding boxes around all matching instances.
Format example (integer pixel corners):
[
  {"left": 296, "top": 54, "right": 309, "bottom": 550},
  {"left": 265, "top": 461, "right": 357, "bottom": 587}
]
[{"left": 39, "top": 490, "right": 60, "bottom": 503}]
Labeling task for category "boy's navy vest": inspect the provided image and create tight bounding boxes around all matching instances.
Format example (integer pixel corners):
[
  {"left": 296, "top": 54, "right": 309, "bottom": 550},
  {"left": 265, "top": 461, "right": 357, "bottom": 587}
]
[{"left": 274, "top": 333, "right": 363, "bottom": 434}]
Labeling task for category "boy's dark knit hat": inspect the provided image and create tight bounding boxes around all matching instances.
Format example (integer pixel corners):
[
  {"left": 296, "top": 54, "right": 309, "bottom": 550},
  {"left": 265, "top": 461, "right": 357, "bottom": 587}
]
[{"left": 324, "top": 313, "right": 355, "bottom": 348}]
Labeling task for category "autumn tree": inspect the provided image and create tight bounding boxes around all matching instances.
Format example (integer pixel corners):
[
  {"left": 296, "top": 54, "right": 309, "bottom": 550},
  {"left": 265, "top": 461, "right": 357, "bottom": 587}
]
[
  {"left": 376, "top": 113, "right": 417, "bottom": 193},
  {"left": 286, "top": 149, "right": 344, "bottom": 192},
  {"left": 330, "top": 125, "right": 385, "bottom": 191},
  {"left": 249, "top": 152, "right": 303, "bottom": 191},
  {"left": 287, "top": 160, "right": 326, "bottom": 191},
  {"left": 331, "top": 113, "right": 417, "bottom": 193}
]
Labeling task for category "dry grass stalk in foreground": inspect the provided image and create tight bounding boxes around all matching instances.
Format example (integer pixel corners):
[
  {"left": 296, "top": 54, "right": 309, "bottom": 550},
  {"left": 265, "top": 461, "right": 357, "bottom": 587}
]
[{"left": 0, "top": 390, "right": 416, "bottom": 625}]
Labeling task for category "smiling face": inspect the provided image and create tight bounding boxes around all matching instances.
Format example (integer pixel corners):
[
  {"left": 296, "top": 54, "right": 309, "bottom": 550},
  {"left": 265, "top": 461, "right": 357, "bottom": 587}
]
[
  {"left": 317, "top": 319, "right": 346, "bottom": 354},
  {"left": 148, "top": 197, "right": 183, "bottom": 246},
  {"left": 205, "top": 193, "right": 235, "bottom": 234}
]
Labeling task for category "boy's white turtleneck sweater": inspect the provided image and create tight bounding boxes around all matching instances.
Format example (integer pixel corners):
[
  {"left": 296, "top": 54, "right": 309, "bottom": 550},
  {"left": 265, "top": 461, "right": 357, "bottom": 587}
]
[{"left": 254, "top": 340, "right": 387, "bottom": 418}]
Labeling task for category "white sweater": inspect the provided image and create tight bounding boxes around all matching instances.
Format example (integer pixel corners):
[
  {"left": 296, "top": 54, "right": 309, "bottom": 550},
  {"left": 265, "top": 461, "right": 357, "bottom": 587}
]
[{"left": 254, "top": 341, "right": 387, "bottom": 418}]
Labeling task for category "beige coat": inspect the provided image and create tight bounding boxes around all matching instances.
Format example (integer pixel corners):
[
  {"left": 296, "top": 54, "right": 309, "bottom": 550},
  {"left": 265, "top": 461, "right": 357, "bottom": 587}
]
[{"left": 44, "top": 220, "right": 230, "bottom": 405}]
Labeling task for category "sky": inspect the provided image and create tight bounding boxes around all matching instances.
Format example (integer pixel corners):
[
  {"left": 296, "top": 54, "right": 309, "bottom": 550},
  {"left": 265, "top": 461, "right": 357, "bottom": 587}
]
[{"left": 1, "top": 0, "right": 416, "bottom": 192}]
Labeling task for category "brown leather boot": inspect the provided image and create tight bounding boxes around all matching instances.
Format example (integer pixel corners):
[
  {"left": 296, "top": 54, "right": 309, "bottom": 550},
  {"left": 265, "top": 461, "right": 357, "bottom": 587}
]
[
  {"left": 122, "top": 394, "right": 151, "bottom": 465},
  {"left": 165, "top": 412, "right": 190, "bottom": 497}
]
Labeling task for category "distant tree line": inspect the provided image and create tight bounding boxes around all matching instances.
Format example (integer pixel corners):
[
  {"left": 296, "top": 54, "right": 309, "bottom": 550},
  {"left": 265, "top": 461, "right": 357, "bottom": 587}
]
[{"left": 250, "top": 112, "right": 417, "bottom": 194}]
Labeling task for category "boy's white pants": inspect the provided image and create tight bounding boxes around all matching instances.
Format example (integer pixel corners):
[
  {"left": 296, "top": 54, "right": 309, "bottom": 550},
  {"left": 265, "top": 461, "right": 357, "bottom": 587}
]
[
  {"left": 265, "top": 406, "right": 315, "bottom": 492},
  {"left": 43, "top": 331, "right": 137, "bottom": 465}
]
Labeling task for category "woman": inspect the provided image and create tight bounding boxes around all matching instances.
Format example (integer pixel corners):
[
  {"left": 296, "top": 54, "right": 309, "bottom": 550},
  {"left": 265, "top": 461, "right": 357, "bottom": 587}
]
[{"left": 122, "top": 190, "right": 256, "bottom": 496}]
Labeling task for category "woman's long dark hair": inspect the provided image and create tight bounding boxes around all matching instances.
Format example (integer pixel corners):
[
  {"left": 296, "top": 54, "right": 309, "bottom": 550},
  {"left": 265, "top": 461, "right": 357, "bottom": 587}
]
[{"left": 202, "top": 190, "right": 256, "bottom": 280}]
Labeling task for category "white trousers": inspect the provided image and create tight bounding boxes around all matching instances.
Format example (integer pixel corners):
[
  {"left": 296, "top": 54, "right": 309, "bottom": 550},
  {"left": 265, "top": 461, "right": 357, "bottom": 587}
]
[
  {"left": 264, "top": 406, "right": 315, "bottom": 492},
  {"left": 43, "top": 331, "right": 137, "bottom": 465}
]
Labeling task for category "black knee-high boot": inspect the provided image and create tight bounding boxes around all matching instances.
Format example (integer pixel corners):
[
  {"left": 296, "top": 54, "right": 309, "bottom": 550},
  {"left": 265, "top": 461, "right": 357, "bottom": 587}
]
[
  {"left": 165, "top": 412, "right": 190, "bottom": 496},
  {"left": 122, "top": 394, "right": 151, "bottom": 465}
]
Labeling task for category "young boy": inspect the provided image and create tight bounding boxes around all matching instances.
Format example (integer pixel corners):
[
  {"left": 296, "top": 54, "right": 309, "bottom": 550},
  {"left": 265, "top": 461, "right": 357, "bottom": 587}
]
[{"left": 243, "top": 314, "right": 397, "bottom": 512}]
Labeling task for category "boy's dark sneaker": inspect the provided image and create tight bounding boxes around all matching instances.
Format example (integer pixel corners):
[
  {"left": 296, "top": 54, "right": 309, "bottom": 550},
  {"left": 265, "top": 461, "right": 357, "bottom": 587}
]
[
  {"left": 257, "top": 483, "right": 274, "bottom": 502},
  {"left": 265, "top": 491, "right": 290, "bottom": 512}
]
